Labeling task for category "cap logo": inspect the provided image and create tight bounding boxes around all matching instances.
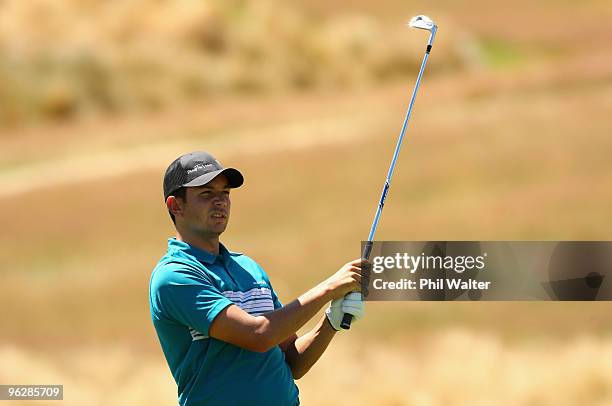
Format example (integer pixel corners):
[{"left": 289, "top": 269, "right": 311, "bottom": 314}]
[{"left": 186, "top": 163, "right": 214, "bottom": 174}]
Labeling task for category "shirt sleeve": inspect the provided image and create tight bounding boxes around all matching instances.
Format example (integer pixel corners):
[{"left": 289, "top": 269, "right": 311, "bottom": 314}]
[
  {"left": 152, "top": 263, "right": 234, "bottom": 337},
  {"left": 251, "top": 260, "right": 284, "bottom": 310}
]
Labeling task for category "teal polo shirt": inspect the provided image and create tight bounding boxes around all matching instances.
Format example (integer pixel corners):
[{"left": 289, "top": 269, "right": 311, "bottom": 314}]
[{"left": 149, "top": 238, "right": 300, "bottom": 406}]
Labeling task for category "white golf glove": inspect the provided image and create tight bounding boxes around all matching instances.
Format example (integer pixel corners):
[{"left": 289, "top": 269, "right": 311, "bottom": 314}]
[{"left": 325, "top": 292, "right": 365, "bottom": 331}]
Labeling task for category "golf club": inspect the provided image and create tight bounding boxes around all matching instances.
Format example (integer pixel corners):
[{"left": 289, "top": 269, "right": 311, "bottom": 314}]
[{"left": 340, "top": 15, "right": 438, "bottom": 329}]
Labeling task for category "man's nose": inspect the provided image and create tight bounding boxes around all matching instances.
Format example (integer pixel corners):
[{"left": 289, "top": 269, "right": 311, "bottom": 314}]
[{"left": 213, "top": 194, "right": 228, "bottom": 206}]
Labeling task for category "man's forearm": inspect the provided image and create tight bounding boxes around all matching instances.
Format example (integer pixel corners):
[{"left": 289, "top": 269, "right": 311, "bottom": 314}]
[
  {"left": 256, "top": 283, "right": 334, "bottom": 350},
  {"left": 283, "top": 314, "right": 337, "bottom": 379},
  {"left": 210, "top": 260, "right": 362, "bottom": 353}
]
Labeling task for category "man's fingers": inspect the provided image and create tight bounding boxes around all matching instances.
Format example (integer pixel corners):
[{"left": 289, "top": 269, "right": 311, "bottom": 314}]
[
  {"left": 348, "top": 276, "right": 362, "bottom": 292},
  {"left": 336, "top": 259, "right": 373, "bottom": 296},
  {"left": 349, "top": 265, "right": 371, "bottom": 277},
  {"left": 348, "top": 259, "right": 372, "bottom": 268},
  {"left": 347, "top": 258, "right": 363, "bottom": 266},
  {"left": 348, "top": 266, "right": 361, "bottom": 275}
]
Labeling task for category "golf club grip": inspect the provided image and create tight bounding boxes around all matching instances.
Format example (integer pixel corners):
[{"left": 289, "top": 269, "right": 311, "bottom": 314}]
[
  {"left": 340, "top": 242, "right": 373, "bottom": 330},
  {"left": 340, "top": 313, "right": 353, "bottom": 329}
]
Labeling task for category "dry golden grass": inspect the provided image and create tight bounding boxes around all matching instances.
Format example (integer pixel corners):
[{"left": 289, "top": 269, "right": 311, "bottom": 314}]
[
  {"left": 0, "top": 0, "right": 471, "bottom": 124},
  {"left": 300, "top": 330, "right": 612, "bottom": 406},
  {"left": 3, "top": 330, "right": 612, "bottom": 405},
  {"left": 1, "top": 1, "right": 612, "bottom": 404},
  {"left": 3, "top": 0, "right": 609, "bottom": 124},
  {"left": 1, "top": 73, "right": 612, "bottom": 349}
]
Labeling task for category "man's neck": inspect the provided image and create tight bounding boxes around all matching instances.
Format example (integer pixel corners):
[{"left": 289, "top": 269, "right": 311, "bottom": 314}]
[{"left": 176, "top": 231, "right": 220, "bottom": 255}]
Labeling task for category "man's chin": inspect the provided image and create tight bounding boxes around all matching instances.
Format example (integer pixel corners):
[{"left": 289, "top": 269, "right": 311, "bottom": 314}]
[
  {"left": 191, "top": 223, "right": 227, "bottom": 238},
  {"left": 211, "top": 222, "right": 228, "bottom": 234}
]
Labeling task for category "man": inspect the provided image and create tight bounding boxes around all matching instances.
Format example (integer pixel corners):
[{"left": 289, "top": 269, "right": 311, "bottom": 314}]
[{"left": 149, "top": 151, "right": 366, "bottom": 406}]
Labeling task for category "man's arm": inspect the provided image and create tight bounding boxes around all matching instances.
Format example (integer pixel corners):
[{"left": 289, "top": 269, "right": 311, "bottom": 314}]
[
  {"left": 279, "top": 314, "right": 337, "bottom": 379},
  {"left": 208, "top": 259, "right": 364, "bottom": 353}
]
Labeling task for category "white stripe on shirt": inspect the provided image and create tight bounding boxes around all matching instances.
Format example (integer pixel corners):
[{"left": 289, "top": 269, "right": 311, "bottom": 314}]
[
  {"left": 222, "top": 287, "right": 274, "bottom": 316},
  {"left": 189, "top": 288, "right": 276, "bottom": 341}
]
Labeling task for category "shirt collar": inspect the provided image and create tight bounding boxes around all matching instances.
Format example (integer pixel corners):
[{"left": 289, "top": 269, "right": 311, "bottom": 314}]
[{"left": 167, "top": 238, "right": 231, "bottom": 265}]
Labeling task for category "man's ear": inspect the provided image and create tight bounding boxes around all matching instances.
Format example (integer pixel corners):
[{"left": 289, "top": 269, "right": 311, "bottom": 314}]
[{"left": 166, "top": 195, "right": 184, "bottom": 218}]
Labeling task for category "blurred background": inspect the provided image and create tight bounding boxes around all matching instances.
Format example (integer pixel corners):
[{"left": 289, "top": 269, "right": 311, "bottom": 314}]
[{"left": 1, "top": 0, "right": 612, "bottom": 404}]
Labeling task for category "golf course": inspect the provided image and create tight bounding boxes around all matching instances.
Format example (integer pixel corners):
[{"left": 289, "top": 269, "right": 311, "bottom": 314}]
[{"left": 1, "top": 0, "right": 612, "bottom": 404}]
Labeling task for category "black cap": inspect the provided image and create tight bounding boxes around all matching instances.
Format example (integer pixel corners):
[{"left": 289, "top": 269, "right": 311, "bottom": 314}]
[{"left": 163, "top": 151, "right": 244, "bottom": 200}]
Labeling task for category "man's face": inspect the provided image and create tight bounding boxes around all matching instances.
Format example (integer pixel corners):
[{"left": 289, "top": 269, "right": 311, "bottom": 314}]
[{"left": 178, "top": 175, "right": 231, "bottom": 238}]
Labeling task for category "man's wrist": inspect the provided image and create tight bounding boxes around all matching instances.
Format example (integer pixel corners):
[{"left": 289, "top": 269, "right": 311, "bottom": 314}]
[{"left": 311, "top": 282, "right": 335, "bottom": 303}]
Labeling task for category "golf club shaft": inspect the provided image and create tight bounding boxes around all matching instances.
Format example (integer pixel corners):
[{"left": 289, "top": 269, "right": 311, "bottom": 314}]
[{"left": 340, "top": 45, "right": 432, "bottom": 330}]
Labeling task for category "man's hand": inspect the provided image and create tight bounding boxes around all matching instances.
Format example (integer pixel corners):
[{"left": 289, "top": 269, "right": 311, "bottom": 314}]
[
  {"left": 325, "top": 292, "right": 365, "bottom": 331},
  {"left": 209, "top": 258, "right": 369, "bottom": 352},
  {"left": 320, "top": 259, "right": 369, "bottom": 299}
]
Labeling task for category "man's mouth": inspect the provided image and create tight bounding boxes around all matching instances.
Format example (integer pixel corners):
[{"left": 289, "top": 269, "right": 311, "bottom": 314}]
[{"left": 211, "top": 211, "right": 227, "bottom": 219}]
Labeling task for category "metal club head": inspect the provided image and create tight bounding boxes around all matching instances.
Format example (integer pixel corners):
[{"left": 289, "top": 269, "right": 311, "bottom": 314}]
[
  {"left": 407, "top": 15, "right": 437, "bottom": 47},
  {"left": 408, "top": 15, "right": 436, "bottom": 31}
]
